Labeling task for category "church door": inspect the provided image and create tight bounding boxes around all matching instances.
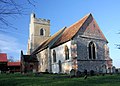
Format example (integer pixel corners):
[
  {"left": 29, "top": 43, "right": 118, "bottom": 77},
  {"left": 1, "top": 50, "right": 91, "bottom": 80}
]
[{"left": 58, "top": 60, "right": 62, "bottom": 73}]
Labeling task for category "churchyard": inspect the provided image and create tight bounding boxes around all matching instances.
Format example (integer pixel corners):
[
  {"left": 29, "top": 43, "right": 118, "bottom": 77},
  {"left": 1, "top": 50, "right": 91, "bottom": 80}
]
[{"left": 0, "top": 73, "right": 120, "bottom": 86}]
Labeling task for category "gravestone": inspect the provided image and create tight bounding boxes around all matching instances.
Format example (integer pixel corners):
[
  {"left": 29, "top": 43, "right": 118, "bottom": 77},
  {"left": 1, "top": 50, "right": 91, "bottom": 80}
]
[
  {"left": 70, "top": 69, "right": 75, "bottom": 77},
  {"left": 76, "top": 71, "right": 81, "bottom": 77}
]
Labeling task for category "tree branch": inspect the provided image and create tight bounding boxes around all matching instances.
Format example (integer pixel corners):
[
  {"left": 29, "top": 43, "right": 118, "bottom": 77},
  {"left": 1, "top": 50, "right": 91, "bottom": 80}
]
[{"left": 0, "top": 0, "right": 36, "bottom": 29}]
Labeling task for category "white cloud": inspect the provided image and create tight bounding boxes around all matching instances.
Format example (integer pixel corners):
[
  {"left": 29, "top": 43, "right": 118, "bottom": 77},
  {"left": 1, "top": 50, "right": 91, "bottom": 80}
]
[{"left": 0, "top": 33, "right": 26, "bottom": 61}]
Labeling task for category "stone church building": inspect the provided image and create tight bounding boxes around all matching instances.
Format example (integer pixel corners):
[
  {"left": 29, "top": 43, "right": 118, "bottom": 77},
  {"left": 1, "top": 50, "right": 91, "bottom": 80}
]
[{"left": 22, "top": 13, "right": 113, "bottom": 74}]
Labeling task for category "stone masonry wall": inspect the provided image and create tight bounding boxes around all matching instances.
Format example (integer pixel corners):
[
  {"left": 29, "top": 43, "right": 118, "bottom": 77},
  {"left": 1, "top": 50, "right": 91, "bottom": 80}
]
[
  {"left": 73, "top": 15, "right": 109, "bottom": 73},
  {"left": 51, "top": 41, "right": 72, "bottom": 74},
  {"left": 37, "top": 49, "right": 49, "bottom": 72}
]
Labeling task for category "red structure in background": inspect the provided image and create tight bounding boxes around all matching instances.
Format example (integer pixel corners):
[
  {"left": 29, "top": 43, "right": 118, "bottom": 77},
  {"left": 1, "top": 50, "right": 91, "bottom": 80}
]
[
  {"left": 0, "top": 53, "right": 8, "bottom": 72},
  {"left": 0, "top": 53, "right": 7, "bottom": 62},
  {"left": 0, "top": 53, "right": 21, "bottom": 73},
  {"left": 7, "top": 62, "right": 21, "bottom": 73}
]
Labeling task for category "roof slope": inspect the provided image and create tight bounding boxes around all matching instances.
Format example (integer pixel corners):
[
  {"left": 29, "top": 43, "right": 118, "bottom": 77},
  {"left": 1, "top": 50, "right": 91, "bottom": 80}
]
[
  {"left": 53, "top": 13, "right": 108, "bottom": 47},
  {"left": 22, "top": 55, "right": 38, "bottom": 62},
  {"left": 21, "top": 50, "right": 38, "bottom": 62},
  {"left": 31, "top": 13, "right": 108, "bottom": 55},
  {"left": 93, "top": 20, "right": 107, "bottom": 42},
  {"left": 0, "top": 53, "right": 7, "bottom": 62},
  {"left": 52, "top": 13, "right": 91, "bottom": 47},
  {"left": 32, "top": 27, "right": 65, "bottom": 55}
]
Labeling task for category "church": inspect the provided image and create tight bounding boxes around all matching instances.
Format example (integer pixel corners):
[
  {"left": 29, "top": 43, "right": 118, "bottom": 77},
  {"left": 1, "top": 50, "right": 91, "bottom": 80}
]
[{"left": 21, "top": 13, "right": 113, "bottom": 74}]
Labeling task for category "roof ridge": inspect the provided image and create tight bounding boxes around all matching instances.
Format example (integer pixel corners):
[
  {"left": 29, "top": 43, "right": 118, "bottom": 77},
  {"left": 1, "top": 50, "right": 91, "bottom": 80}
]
[
  {"left": 67, "top": 13, "right": 91, "bottom": 29},
  {"left": 52, "top": 13, "right": 91, "bottom": 47},
  {"left": 32, "top": 13, "right": 93, "bottom": 54}
]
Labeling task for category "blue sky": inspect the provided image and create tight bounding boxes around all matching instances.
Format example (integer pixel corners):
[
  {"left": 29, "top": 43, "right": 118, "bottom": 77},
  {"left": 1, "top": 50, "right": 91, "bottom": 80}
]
[{"left": 0, "top": 0, "right": 120, "bottom": 67}]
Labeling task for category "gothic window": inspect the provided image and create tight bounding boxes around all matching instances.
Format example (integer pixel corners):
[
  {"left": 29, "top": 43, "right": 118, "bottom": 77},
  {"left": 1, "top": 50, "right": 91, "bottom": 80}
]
[
  {"left": 40, "top": 28, "right": 44, "bottom": 36},
  {"left": 65, "top": 45, "right": 69, "bottom": 60},
  {"left": 89, "top": 41, "right": 96, "bottom": 60},
  {"left": 53, "top": 50, "right": 56, "bottom": 62}
]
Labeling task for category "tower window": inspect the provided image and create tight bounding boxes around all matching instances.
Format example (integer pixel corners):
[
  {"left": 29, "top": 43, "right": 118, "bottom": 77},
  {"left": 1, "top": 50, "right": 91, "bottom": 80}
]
[
  {"left": 40, "top": 28, "right": 45, "bottom": 36},
  {"left": 65, "top": 45, "right": 69, "bottom": 60},
  {"left": 89, "top": 41, "right": 96, "bottom": 60},
  {"left": 53, "top": 50, "right": 56, "bottom": 62}
]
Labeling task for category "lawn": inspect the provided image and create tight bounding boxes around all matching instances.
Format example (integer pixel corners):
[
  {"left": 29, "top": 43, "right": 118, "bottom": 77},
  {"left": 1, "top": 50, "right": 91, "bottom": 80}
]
[{"left": 0, "top": 73, "right": 120, "bottom": 86}]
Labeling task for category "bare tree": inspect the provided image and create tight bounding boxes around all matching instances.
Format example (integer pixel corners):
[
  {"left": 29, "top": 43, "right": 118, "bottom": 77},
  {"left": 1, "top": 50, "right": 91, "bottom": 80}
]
[{"left": 0, "top": 0, "right": 36, "bottom": 29}]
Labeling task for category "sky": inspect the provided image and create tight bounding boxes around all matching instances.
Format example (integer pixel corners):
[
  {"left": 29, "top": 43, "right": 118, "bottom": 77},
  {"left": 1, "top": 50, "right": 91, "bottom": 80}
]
[{"left": 0, "top": 0, "right": 120, "bottom": 67}]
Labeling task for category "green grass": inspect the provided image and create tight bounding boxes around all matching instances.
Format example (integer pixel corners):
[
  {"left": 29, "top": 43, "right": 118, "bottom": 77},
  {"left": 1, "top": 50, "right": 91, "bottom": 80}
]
[{"left": 0, "top": 73, "right": 120, "bottom": 86}]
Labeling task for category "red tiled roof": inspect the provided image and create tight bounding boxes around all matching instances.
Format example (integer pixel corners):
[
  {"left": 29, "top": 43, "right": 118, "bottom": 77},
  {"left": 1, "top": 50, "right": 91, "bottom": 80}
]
[
  {"left": 32, "top": 14, "right": 91, "bottom": 53},
  {"left": 32, "top": 13, "right": 108, "bottom": 54},
  {"left": 53, "top": 13, "right": 108, "bottom": 47},
  {"left": 53, "top": 13, "right": 91, "bottom": 47},
  {"left": 0, "top": 53, "right": 7, "bottom": 62},
  {"left": 7, "top": 62, "right": 20, "bottom": 66}
]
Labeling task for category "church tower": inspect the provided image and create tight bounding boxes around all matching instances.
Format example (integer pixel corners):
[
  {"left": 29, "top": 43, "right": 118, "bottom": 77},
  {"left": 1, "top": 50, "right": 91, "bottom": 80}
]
[{"left": 27, "top": 13, "right": 50, "bottom": 54}]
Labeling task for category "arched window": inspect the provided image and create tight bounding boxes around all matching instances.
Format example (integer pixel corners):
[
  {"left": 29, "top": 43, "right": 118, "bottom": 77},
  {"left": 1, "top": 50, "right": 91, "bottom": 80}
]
[
  {"left": 40, "top": 28, "right": 44, "bottom": 36},
  {"left": 89, "top": 41, "right": 96, "bottom": 60},
  {"left": 65, "top": 45, "right": 69, "bottom": 60},
  {"left": 53, "top": 50, "right": 56, "bottom": 62}
]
